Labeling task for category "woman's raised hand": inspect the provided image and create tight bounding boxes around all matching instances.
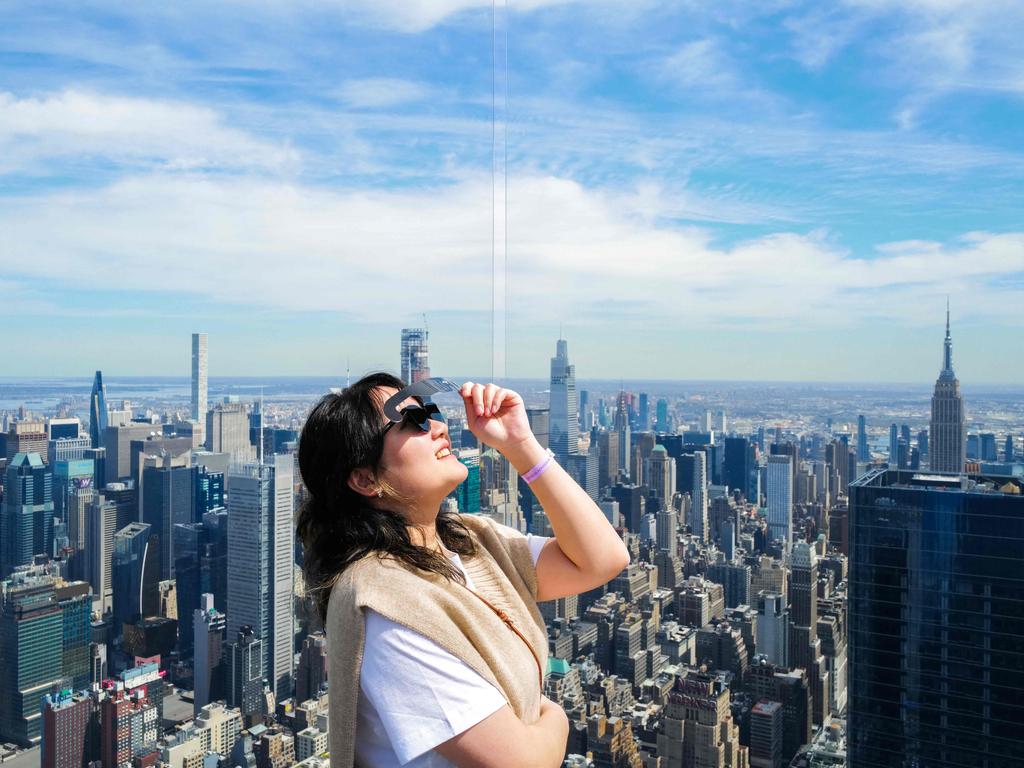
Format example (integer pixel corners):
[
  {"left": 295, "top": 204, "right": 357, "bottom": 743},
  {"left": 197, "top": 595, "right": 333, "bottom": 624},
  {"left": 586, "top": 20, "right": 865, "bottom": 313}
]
[{"left": 459, "top": 381, "right": 535, "bottom": 455}]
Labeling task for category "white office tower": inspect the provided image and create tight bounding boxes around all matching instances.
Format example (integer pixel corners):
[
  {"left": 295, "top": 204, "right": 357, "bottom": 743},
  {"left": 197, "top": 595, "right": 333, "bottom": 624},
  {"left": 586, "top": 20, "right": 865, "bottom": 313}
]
[
  {"left": 191, "top": 333, "right": 208, "bottom": 442},
  {"left": 87, "top": 496, "right": 117, "bottom": 615},
  {"left": 716, "top": 410, "right": 728, "bottom": 434},
  {"left": 756, "top": 592, "right": 789, "bottom": 667},
  {"left": 648, "top": 445, "right": 676, "bottom": 511},
  {"left": 767, "top": 455, "right": 794, "bottom": 552},
  {"left": 227, "top": 454, "right": 295, "bottom": 701},
  {"left": 691, "top": 451, "right": 708, "bottom": 543},
  {"left": 548, "top": 338, "right": 578, "bottom": 461}
]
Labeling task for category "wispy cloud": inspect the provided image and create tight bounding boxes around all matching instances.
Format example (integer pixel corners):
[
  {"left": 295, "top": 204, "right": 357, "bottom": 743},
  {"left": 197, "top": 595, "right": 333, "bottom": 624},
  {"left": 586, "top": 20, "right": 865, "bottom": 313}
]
[
  {"left": 3, "top": 172, "right": 1021, "bottom": 335},
  {"left": 336, "top": 78, "right": 433, "bottom": 108},
  {"left": 0, "top": 90, "right": 300, "bottom": 175}
]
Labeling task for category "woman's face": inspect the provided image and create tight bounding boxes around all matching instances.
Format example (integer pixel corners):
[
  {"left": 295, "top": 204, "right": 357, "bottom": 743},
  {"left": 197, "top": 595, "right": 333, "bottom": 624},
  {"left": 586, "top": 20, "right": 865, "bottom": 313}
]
[{"left": 373, "top": 386, "right": 468, "bottom": 507}]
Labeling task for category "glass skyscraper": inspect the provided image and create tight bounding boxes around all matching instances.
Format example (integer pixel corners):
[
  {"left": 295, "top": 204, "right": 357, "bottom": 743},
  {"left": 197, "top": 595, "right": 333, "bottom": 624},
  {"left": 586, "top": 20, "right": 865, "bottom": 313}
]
[
  {"left": 88, "top": 370, "right": 108, "bottom": 450},
  {"left": 548, "top": 338, "right": 578, "bottom": 462},
  {"left": 849, "top": 468, "right": 1024, "bottom": 767},
  {"left": 399, "top": 327, "right": 430, "bottom": 384}
]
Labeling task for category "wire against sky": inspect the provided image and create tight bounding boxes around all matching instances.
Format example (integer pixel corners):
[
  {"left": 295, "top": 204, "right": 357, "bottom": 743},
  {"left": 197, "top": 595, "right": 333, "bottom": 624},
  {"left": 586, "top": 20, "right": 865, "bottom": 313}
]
[{"left": 491, "top": 0, "right": 509, "bottom": 381}]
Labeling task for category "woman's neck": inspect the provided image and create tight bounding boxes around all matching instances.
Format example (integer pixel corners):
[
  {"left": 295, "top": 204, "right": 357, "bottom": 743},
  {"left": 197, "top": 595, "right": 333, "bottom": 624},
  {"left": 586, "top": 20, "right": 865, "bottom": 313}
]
[{"left": 404, "top": 508, "right": 443, "bottom": 554}]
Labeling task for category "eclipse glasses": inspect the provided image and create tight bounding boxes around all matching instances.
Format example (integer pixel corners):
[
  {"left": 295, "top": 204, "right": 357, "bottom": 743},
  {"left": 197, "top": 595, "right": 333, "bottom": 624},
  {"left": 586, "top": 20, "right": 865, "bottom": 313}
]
[{"left": 382, "top": 377, "right": 461, "bottom": 434}]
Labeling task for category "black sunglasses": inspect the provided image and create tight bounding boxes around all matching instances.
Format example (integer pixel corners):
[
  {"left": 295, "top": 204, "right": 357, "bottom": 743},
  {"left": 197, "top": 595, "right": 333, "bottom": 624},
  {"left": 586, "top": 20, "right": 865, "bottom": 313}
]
[{"left": 382, "top": 403, "right": 446, "bottom": 435}]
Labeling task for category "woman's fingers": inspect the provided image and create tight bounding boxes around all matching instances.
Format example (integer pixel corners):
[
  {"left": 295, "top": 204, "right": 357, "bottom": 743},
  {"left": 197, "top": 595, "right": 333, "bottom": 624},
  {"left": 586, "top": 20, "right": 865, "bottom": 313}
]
[
  {"left": 492, "top": 388, "right": 508, "bottom": 415},
  {"left": 483, "top": 383, "right": 499, "bottom": 416},
  {"left": 461, "top": 381, "right": 519, "bottom": 418}
]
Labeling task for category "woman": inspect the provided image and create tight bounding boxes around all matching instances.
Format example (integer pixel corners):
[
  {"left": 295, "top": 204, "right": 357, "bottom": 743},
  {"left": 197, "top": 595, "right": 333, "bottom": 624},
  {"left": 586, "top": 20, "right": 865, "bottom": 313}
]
[{"left": 296, "top": 373, "right": 630, "bottom": 767}]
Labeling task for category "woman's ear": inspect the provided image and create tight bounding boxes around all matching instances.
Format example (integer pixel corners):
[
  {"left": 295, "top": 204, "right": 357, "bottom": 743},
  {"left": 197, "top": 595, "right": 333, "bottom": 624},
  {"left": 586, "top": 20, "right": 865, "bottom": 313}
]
[{"left": 347, "top": 467, "right": 379, "bottom": 498}]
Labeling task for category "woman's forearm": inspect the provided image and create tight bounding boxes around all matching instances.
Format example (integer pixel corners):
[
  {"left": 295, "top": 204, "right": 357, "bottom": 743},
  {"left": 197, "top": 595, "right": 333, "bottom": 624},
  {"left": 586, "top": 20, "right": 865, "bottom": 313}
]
[
  {"left": 523, "top": 698, "right": 570, "bottom": 767},
  {"left": 505, "top": 436, "right": 629, "bottom": 579}
]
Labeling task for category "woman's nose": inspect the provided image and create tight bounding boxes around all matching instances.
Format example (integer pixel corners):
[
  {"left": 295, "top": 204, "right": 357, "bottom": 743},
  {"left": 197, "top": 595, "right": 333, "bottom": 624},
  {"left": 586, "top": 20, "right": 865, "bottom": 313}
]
[{"left": 430, "top": 419, "right": 448, "bottom": 440}]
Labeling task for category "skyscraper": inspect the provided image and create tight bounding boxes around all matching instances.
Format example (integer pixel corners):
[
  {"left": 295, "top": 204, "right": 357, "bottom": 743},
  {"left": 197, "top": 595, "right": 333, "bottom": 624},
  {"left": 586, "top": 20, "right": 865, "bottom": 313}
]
[
  {"left": 0, "top": 566, "right": 91, "bottom": 747},
  {"left": 227, "top": 626, "right": 264, "bottom": 720},
  {"left": 766, "top": 455, "right": 793, "bottom": 552},
  {"left": 1, "top": 453, "right": 54, "bottom": 578},
  {"left": 613, "top": 391, "right": 631, "bottom": 475},
  {"left": 206, "top": 402, "right": 255, "bottom": 463},
  {"left": 88, "top": 495, "right": 119, "bottom": 616},
  {"left": 111, "top": 522, "right": 156, "bottom": 632},
  {"left": 193, "top": 593, "right": 226, "bottom": 716},
  {"left": 856, "top": 415, "right": 869, "bottom": 462},
  {"left": 647, "top": 445, "right": 675, "bottom": 511},
  {"left": 227, "top": 454, "right": 295, "bottom": 701},
  {"left": 88, "top": 371, "right": 107, "bottom": 450},
  {"left": 849, "top": 469, "right": 1024, "bottom": 766},
  {"left": 400, "top": 327, "right": 430, "bottom": 384},
  {"left": 192, "top": 333, "right": 208, "bottom": 438},
  {"left": 141, "top": 460, "right": 195, "bottom": 580},
  {"left": 788, "top": 542, "right": 826, "bottom": 724},
  {"left": 929, "top": 304, "right": 966, "bottom": 473},
  {"left": 690, "top": 451, "right": 708, "bottom": 543},
  {"left": 655, "top": 399, "right": 669, "bottom": 433},
  {"left": 723, "top": 436, "right": 758, "bottom": 501},
  {"left": 548, "top": 338, "right": 578, "bottom": 462},
  {"left": 756, "top": 592, "right": 788, "bottom": 667},
  {"left": 657, "top": 671, "right": 748, "bottom": 767},
  {"left": 42, "top": 691, "right": 96, "bottom": 768}
]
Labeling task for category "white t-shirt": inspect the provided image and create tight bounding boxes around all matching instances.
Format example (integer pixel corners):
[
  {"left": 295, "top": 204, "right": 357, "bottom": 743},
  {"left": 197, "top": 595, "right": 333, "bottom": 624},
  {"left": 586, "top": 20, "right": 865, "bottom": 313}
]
[{"left": 355, "top": 531, "right": 551, "bottom": 767}]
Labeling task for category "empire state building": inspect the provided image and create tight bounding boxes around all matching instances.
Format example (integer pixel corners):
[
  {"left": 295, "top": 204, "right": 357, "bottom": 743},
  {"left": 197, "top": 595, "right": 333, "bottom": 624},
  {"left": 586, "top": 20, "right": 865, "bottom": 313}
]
[{"left": 929, "top": 305, "right": 966, "bottom": 473}]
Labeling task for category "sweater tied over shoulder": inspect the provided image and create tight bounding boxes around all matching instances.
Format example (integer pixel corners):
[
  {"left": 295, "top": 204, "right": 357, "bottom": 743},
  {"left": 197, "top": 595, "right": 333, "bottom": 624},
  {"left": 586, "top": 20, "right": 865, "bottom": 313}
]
[{"left": 325, "top": 514, "right": 550, "bottom": 767}]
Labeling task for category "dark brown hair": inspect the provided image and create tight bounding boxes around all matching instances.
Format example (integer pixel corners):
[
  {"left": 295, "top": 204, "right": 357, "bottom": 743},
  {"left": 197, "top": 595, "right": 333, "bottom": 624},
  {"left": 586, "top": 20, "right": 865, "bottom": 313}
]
[{"left": 295, "top": 372, "right": 476, "bottom": 621}]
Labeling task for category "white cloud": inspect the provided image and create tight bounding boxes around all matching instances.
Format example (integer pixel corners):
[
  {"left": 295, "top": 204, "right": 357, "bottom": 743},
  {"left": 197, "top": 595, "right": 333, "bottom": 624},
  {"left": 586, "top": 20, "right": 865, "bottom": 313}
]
[
  {"left": 0, "top": 90, "right": 300, "bottom": 174},
  {"left": 336, "top": 78, "right": 432, "bottom": 108},
  {"left": 658, "top": 39, "right": 735, "bottom": 89},
  {"left": 3, "top": 172, "right": 1022, "bottom": 333}
]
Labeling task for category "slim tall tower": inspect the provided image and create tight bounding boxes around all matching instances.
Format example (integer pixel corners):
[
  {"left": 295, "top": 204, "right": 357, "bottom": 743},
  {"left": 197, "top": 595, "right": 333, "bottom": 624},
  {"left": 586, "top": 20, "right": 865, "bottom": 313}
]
[
  {"left": 691, "top": 451, "right": 708, "bottom": 543},
  {"left": 929, "top": 304, "right": 966, "bottom": 473},
  {"left": 400, "top": 328, "right": 430, "bottom": 384},
  {"left": 192, "top": 333, "right": 208, "bottom": 432},
  {"left": 89, "top": 371, "right": 108, "bottom": 449},
  {"left": 548, "top": 338, "right": 578, "bottom": 461},
  {"left": 856, "top": 415, "right": 869, "bottom": 462}
]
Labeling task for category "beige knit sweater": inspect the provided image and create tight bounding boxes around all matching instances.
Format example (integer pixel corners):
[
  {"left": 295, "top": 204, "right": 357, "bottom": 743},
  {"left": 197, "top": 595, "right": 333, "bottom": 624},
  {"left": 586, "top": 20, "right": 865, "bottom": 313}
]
[{"left": 325, "top": 514, "right": 550, "bottom": 767}]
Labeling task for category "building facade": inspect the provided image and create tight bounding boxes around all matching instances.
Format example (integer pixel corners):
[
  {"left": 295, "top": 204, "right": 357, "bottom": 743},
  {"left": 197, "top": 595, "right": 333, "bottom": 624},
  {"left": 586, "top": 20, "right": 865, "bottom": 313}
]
[{"left": 849, "top": 469, "right": 1024, "bottom": 766}]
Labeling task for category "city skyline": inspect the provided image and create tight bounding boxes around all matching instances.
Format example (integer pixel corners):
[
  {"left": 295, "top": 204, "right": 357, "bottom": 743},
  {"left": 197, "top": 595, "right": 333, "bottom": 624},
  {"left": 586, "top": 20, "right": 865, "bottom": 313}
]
[{"left": 3, "top": 4, "right": 1024, "bottom": 380}]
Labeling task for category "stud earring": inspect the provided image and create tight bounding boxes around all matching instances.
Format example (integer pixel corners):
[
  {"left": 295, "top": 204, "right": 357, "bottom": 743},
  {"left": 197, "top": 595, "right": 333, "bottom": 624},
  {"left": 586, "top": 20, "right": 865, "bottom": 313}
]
[{"left": 376, "top": 488, "right": 384, "bottom": 498}]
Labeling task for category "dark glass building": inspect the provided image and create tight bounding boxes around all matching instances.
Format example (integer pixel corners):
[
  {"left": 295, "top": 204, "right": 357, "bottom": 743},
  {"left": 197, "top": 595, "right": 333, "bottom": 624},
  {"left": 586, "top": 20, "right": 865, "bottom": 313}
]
[
  {"left": 88, "top": 371, "right": 108, "bottom": 450},
  {"left": 1, "top": 453, "right": 54, "bottom": 578},
  {"left": 849, "top": 469, "right": 1024, "bottom": 767}
]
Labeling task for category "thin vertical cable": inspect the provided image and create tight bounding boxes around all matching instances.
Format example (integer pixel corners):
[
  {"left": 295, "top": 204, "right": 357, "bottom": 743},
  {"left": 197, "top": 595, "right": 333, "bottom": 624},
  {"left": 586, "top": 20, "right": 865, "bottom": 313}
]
[
  {"left": 504, "top": 0, "right": 510, "bottom": 383},
  {"left": 491, "top": 0, "right": 496, "bottom": 382}
]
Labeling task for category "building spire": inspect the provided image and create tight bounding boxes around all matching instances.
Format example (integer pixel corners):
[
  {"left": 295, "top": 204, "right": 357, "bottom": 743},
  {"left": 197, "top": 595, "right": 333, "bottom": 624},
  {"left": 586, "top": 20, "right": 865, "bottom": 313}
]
[{"left": 942, "top": 298, "right": 954, "bottom": 375}]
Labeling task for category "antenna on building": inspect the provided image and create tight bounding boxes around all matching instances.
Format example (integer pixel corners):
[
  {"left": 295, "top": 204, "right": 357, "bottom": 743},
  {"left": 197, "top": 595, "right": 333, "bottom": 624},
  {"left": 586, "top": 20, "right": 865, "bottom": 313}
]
[
  {"left": 259, "top": 386, "right": 264, "bottom": 465},
  {"left": 423, "top": 313, "right": 428, "bottom": 334}
]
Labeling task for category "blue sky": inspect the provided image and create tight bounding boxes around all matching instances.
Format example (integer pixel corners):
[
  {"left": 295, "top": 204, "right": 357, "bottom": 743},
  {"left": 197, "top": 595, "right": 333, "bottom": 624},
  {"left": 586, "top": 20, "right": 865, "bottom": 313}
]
[{"left": 2, "top": 0, "right": 1023, "bottom": 383}]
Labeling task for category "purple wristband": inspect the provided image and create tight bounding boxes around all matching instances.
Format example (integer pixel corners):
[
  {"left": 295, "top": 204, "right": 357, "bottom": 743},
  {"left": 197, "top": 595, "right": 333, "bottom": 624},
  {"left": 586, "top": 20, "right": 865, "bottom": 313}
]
[{"left": 523, "top": 450, "right": 556, "bottom": 484}]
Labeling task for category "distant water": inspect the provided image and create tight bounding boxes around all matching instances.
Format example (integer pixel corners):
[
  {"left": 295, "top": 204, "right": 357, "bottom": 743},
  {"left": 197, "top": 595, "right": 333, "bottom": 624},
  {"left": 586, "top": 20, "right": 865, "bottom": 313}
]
[{"left": 2, "top": 376, "right": 1021, "bottom": 420}]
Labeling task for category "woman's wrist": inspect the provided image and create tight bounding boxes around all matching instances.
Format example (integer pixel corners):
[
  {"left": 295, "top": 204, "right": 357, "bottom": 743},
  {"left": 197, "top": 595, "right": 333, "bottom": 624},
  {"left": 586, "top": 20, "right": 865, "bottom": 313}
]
[{"left": 503, "top": 436, "right": 548, "bottom": 476}]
